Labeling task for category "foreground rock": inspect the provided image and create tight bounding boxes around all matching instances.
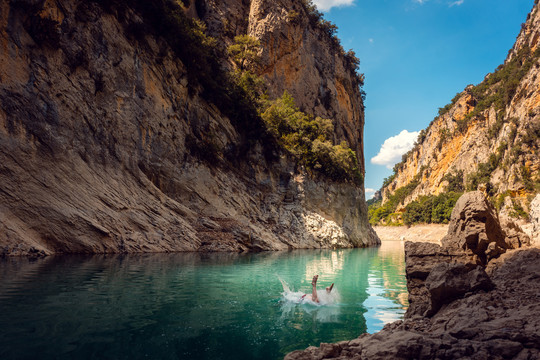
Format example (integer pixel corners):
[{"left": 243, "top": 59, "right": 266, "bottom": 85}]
[
  {"left": 286, "top": 192, "right": 538, "bottom": 360},
  {"left": 441, "top": 191, "right": 531, "bottom": 265},
  {"left": 286, "top": 248, "right": 540, "bottom": 360}
]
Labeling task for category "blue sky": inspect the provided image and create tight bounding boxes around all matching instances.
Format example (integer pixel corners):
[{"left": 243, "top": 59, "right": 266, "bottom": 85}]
[{"left": 315, "top": 0, "right": 534, "bottom": 198}]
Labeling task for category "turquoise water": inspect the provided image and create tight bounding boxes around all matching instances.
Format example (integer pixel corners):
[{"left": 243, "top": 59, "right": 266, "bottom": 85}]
[{"left": 0, "top": 241, "right": 407, "bottom": 360}]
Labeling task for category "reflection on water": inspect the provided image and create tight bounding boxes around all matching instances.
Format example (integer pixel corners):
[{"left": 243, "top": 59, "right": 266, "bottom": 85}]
[
  {"left": 0, "top": 242, "right": 407, "bottom": 360},
  {"left": 304, "top": 250, "right": 345, "bottom": 282},
  {"left": 364, "top": 241, "right": 408, "bottom": 332}
]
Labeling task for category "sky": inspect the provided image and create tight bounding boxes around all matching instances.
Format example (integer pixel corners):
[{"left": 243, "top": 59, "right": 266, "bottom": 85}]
[{"left": 314, "top": 0, "right": 534, "bottom": 198}]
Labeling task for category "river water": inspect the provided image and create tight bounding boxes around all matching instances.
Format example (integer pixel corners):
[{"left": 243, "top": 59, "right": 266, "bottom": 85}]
[{"left": 0, "top": 241, "right": 407, "bottom": 360}]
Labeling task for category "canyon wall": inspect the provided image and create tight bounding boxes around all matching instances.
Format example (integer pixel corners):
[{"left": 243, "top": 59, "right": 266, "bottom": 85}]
[
  {"left": 381, "top": 2, "right": 540, "bottom": 214},
  {"left": 0, "top": 0, "right": 378, "bottom": 256},
  {"left": 199, "top": 0, "right": 366, "bottom": 163}
]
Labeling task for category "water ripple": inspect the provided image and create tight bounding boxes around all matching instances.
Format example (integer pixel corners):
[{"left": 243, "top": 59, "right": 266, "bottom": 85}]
[{"left": 0, "top": 243, "right": 407, "bottom": 360}]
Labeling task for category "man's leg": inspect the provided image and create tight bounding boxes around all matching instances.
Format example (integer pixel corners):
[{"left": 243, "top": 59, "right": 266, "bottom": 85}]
[
  {"left": 326, "top": 283, "right": 334, "bottom": 293},
  {"left": 312, "top": 275, "right": 319, "bottom": 303}
]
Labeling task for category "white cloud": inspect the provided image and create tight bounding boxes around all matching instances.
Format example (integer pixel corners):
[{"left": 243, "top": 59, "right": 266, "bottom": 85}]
[
  {"left": 365, "top": 188, "right": 376, "bottom": 194},
  {"left": 371, "top": 130, "right": 420, "bottom": 169},
  {"left": 414, "top": 0, "right": 464, "bottom": 6},
  {"left": 313, "top": 0, "right": 355, "bottom": 12}
]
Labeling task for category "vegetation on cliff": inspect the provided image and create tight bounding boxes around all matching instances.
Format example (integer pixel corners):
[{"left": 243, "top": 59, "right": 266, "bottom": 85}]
[
  {"left": 402, "top": 192, "right": 462, "bottom": 225},
  {"left": 368, "top": 182, "right": 461, "bottom": 226},
  {"left": 376, "top": 6, "right": 540, "bottom": 220},
  {"left": 260, "top": 92, "right": 362, "bottom": 183},
  {"left": 225, "top": 29, "right": 363, "bottom": 183},
  {"left": 74, "top": 0, "right": 364, "bottom": 184}
]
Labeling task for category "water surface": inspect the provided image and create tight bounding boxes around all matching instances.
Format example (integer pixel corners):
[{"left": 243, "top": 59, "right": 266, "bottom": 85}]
[{"left": 0, "top": 241, "right": 407, "bottom": 359}]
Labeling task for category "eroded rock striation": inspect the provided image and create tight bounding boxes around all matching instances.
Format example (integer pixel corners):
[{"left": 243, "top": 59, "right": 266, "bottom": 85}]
[
  {"left": 286, "top": 192, "right": 539, "bottom": 360},
  {"left": 0, "top": 0, "right": 378, "bottom": 256}
]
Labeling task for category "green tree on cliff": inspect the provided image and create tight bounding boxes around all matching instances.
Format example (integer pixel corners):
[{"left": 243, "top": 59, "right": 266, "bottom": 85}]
[
  {"left": 228, "top": 35, "right": 261, "bottom": 71},
  {"left": 228, "top": 35, "right": 265, "bottom": 103}
]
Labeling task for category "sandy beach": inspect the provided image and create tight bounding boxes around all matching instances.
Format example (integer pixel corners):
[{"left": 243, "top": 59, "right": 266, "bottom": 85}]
[{"left": 373, "top": 224, "right": 448, "bottom": 244}]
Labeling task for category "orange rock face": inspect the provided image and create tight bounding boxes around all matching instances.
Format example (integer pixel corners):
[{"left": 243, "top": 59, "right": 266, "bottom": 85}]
[{"left": 382, "top": 4, "right": 540, "bottom": 212}]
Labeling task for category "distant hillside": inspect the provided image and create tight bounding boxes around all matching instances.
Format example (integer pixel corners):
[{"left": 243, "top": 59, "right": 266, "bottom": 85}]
[{"left": 371, "top": 1, "right": 540, "bottom": 226}]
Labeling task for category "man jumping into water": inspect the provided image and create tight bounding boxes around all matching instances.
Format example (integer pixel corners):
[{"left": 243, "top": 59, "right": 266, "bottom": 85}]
[{"left": 300, "top": 275, "right": 334, "bottom": 303}]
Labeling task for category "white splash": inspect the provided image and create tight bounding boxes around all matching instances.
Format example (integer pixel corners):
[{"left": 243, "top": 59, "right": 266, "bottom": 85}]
[{"left": 278, "top": 278, "right": 342, "bottom": 323}]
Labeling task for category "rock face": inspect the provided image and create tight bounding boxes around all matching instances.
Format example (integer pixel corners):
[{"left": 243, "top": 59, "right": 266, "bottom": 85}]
[
  {"left": 424, "top": 262, "right": 493, "bottom": 316},
  {"left": 199, "top": 0, "right": 366, "bottom": 162},
  {"left": 530, "top": 194, "right": 540, "bottom": 244},
  {"left": 286, "top": 192, "right": 539, "bottom": 360},
  {"left": 0, "top": 0, "right": 379, "bottom": 256},
  {"left": 380, "top": 3, "right": 540, "bottom": 213},
  {"left": 500, "top": 216, "right": 532, "bottom": 249}
]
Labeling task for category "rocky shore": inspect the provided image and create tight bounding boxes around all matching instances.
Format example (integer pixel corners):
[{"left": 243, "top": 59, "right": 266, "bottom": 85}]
[{"left": 286, "top": 192, "right": 540, "bottom": 360}]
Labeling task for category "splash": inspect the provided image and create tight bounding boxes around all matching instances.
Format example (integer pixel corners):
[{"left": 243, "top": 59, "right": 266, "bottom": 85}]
[
  {"left": 278, "top": 277, "right": 341, "bottom": 306},
  {"left": 278, "top": 277, "right": 341, "bottom": 323}
]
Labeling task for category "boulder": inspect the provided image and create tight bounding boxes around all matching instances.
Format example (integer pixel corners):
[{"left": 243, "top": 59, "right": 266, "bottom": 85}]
[
  {"left": 424, "top": 262, "right": 494, "bottom": 316},
  {"left": 499, "top": 216, "right": 531, "bottom": 249},
  {"left": 404, "top": 241, "right": 470, "bottom": 317},
  {"left": 441, "top": 191, "right": 508, "bottom": 265}
]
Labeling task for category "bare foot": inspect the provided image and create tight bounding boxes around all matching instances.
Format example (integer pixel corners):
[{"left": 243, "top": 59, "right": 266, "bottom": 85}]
[
  {"left": 326, "top": 283, "right": 334, "bottom": 293},
  {"left": 312, "top": 275, "right": 319, "bottom": 286}
]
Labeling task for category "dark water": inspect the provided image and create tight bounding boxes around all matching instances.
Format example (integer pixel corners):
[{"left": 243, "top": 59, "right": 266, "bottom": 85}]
[{"left": 0, "top": 241, "right": 407, "bottom": 360}]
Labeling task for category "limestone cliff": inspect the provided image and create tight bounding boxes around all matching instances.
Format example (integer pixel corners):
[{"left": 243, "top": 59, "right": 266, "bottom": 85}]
[
  {"left": 381, "top": 2, "right": 540, "bottom": 215},
  {"left": 0, "top": 0, "right": 379, "bottom": 256},
  {"left": 198, "top": 0, "right": 366, "bottom": 164}
]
